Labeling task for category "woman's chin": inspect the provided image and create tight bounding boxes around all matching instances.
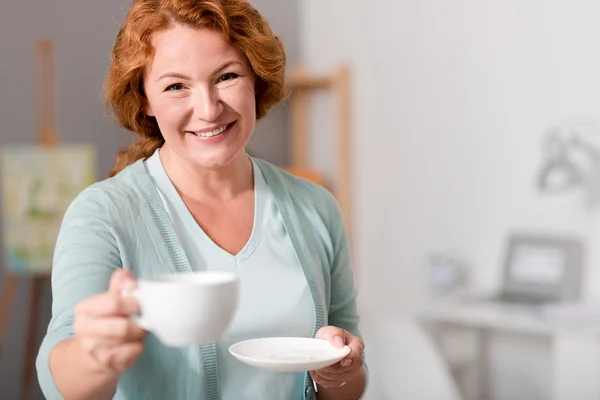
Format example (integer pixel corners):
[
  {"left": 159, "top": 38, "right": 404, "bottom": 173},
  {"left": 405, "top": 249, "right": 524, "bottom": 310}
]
[{"left": 187, "top": 150, "right": 248, "bottom": 171}]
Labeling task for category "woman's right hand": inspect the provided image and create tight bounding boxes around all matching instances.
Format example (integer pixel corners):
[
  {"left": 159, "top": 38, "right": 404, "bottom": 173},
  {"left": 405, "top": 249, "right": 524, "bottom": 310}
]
[{"left": 73, "top": 268, "right": 147, "bottom": 376}]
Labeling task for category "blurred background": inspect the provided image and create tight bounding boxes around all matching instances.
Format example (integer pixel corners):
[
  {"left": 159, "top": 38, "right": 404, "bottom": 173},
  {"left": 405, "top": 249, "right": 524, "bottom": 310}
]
[{"left": 4, "top": 0, "right": 600, "bottom": 399}]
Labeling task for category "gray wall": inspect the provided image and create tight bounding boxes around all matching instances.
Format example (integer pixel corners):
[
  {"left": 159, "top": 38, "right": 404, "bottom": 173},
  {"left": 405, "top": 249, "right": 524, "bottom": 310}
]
[
  {"left": 0, "top": 1, "right": 298, "bottom": 398},
  {"left": 248, "top": 0, "right": 299, "bottom": 165}
]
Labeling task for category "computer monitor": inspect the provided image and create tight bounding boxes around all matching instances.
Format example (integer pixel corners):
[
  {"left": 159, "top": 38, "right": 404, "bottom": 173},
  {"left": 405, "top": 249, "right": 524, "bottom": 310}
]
[{"left": 500, "top": 233, "right": 583, "bottom": 304}]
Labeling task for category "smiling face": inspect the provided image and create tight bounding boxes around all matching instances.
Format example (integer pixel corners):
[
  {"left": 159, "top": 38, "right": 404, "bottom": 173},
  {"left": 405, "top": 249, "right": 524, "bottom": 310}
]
[{"left": 143, "top": 24, "right": 257, "bottom": 171}]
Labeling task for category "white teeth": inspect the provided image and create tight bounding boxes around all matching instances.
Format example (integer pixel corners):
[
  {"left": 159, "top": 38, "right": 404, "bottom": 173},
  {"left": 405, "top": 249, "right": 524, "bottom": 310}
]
[{"left": 192, "top": 124, "right": 229, "bottom": 137}]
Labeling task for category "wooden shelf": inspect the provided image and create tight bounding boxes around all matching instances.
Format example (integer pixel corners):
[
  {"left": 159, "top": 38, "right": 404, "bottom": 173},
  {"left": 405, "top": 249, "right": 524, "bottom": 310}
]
[{"left": 285, "top": 65, "right": 352, "bottom": 240}]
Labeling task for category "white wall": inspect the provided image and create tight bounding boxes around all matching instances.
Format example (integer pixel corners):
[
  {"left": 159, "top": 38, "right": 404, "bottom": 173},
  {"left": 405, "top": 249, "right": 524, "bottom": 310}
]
[{"left": 300, "top": 0, "right": 600, "bottom": 316}]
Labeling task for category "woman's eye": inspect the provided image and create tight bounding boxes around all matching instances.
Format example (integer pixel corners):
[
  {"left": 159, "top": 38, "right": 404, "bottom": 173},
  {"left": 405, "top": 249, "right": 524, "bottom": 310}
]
[
  {"left": 165, "top": 83, "right": 184, "bottom": 91},
  {"left": 218, "top": 73, "right": 239, "bottom": 83}
]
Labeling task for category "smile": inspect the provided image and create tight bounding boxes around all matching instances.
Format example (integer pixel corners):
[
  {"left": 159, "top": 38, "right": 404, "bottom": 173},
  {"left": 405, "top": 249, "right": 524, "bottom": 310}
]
[{"left": 188, "top": 123, "right": 232, "bottom": 138}]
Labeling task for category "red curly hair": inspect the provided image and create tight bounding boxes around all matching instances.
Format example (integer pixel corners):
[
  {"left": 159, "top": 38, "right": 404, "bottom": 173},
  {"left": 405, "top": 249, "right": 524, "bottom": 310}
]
[{"left": 105, "top": 0, "right": 288, "bottom": 176}]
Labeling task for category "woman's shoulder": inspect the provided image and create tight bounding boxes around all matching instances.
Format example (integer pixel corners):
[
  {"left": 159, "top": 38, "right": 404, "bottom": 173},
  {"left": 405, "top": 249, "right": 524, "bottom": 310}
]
[
  {"left": 254, "top": 158, "right": 333, "bottom": 195},
  {"left": 70, "top": 159, "right": 148, "bottom": 213},
  {"left": 252, "top": 157, "right": 341, "bottom": 217}
]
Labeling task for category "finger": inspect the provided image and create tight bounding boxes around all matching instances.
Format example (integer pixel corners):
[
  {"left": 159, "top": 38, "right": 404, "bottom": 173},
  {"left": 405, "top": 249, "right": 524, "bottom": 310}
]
[
  {"left": 316, "top": 355, "right": 364, "bottom": 377},
  {"left": 93, "top": 341, "right": 143, "bottom": 372},
  {"left": 316, "top": 326, "right": 348, "bottom": 348},
  {"left": 340, "top": 336, "right": 365, "bottom": 367},
  {"left": 76, "top": 335, "right": 103, "bottom": 358},
  {"left": 77, "top": 334, "right": 140, "bottom": 364},
  {"left": 108, "top": 268, "right": 137, "bottom": 295},
  {"left": 310, "top": 370, "right": 345, "bottom": 389},
  {"left": 106, "top": 341, "right": 144, "bottom": 372},
  {"left": 311, "top": 367, "right": 358, "bottom": 382},
  {"left": 79, "top": 338, "right": 118, "bottom": 371},
  {"left": 75, "top": 316, "right": 146, "bottom": 341},
  {"left": 316, "top": 327, "right": 366, "bottom": 367},
  {"left": 315, "top": 336, "right": 364, "bottom": 373},
  {"left": 76, "top": 292, "right": 140, "bottom": 317}
]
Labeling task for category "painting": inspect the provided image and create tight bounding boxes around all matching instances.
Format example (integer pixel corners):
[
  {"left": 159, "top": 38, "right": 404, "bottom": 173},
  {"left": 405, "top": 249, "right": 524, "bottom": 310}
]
[{"left": 0, "top": 145, "right": 96, "bottom": 275}]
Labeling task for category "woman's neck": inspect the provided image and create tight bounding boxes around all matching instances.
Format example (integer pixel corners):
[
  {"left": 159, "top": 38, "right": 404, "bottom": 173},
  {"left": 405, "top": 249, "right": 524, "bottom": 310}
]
[{"left": 158, "top": 147, "right": 254, "bottom": 206}]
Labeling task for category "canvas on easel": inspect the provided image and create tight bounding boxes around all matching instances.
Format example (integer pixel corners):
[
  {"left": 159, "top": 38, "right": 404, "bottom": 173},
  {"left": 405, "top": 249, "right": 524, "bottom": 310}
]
[{"left": 0, "top": 145, "right": 95, "bottom": 275}]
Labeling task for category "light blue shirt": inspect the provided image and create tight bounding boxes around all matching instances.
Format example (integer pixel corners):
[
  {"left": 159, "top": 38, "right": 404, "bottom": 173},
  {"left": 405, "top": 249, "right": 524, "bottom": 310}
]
[
  {"left": 145, "top": 150, "right": 314, "bottom": 399},
  {"left": 36, "top": 154, "right": 366, "bottom": 400}
]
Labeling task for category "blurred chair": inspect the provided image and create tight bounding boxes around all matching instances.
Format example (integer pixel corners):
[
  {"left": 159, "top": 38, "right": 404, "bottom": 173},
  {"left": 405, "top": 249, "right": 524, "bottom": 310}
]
[{"left": 361, "top": 316, "right": 463, "bottom": 400}]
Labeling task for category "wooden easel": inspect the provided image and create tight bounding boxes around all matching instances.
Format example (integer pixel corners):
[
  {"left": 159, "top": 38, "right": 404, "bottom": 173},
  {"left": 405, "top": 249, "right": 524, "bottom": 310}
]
[
  {"left": 286, "top": 66, "right": 352, "bottom": 238},
  {"left": 0, "top": 38, "right": 56, "bottom": 400}
]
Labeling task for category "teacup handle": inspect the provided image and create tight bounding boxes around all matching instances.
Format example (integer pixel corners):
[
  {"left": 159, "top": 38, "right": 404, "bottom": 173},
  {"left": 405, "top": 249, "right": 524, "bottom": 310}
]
[{"left": 121, "top": 289, "right": 153, "bottom": 331}]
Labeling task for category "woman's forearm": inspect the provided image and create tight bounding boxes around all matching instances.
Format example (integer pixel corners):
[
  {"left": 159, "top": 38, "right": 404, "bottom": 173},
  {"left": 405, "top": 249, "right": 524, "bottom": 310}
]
[
  {"left": 316, "top": 366, "right": 366, "bottom": 400},
  {"left": 49, "top": 338, "right": 119, "bottom": 400}
]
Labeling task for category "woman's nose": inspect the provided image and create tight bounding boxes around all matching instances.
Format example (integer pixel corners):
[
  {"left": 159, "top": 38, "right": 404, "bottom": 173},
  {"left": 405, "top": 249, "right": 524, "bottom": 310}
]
[{"left": 193, "top": 88, "right": 224, "bottom": 122}]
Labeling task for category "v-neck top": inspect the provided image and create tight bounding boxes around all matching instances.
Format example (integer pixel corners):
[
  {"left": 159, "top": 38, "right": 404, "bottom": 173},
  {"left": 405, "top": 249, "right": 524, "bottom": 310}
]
[
  {"left": 145, "top": 148, "right": 267, "bottom": 265},
  {"left": 36, "top": 154, "right": 367, "bottom": 400},
  {"left": 145, "top": 149, "right": 314, "bottom": 400}
]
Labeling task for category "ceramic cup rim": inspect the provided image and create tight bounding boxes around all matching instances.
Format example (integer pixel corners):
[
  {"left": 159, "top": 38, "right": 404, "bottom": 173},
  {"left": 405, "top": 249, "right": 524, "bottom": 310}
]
[{"left": 138, "top": 271, "right": 238, "bottom": 288}]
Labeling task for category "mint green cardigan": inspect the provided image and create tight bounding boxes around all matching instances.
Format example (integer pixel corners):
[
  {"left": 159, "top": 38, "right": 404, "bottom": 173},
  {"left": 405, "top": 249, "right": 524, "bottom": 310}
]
[{"left": 36, "top": 158, "right": 364, "bottom": 400}]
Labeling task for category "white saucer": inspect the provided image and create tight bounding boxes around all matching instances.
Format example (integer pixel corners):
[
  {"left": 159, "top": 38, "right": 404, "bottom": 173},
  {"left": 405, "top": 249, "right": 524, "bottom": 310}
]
[{"left": 229, "top": 337, "right": 351, "bottom": 372}]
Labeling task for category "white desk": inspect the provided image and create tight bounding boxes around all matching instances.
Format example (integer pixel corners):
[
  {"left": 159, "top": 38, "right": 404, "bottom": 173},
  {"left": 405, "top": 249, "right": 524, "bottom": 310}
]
[{"left": 419, "top": 299, "right": 600, "bottom": 400}]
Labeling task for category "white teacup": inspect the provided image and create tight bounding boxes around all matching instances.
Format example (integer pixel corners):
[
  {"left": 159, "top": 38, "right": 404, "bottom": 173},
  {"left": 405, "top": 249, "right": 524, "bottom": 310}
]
[{"left": 127, "top": 271, "right": 239, "bottom": 347}]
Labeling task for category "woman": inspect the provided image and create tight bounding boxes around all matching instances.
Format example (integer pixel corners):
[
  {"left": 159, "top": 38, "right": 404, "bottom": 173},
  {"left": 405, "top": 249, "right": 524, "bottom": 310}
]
[{"left": 36, "top": 0, "right": 366, "bottom": 399}]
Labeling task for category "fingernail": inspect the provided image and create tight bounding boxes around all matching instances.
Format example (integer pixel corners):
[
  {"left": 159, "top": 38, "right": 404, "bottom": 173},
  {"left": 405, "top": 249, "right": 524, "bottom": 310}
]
[
  {"left": 334, "top": 336, "right": 344, "bottom": 347},
  {"left": 342, "top": 359, "right": 352, "bottom": 367}
]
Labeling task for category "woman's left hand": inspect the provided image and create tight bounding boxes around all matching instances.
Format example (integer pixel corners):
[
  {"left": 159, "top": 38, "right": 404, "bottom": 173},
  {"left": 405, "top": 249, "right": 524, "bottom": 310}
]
[{"left": 310, "top": 326, "right": 365, "bottom": 389}]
